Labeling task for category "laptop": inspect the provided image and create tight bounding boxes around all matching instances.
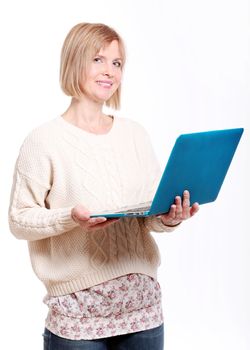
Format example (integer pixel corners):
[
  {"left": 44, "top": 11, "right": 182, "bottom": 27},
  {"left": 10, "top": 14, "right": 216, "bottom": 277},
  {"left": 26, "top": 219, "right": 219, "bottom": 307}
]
[{"left": 90, "top": 128, "right": 244, "bottom": 218}]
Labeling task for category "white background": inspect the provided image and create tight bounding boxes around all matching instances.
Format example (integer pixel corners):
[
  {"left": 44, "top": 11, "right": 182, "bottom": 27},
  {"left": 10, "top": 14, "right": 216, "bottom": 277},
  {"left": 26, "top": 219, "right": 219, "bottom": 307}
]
[{"left": 0, "top": 0, "right": 249, "bottom": 349}]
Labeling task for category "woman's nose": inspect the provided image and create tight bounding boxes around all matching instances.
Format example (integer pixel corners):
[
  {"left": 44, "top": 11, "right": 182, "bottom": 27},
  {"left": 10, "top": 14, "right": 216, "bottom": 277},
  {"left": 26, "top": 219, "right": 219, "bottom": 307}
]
[{"left": 102, "top": 63, "right": 114, "bottom": 77}]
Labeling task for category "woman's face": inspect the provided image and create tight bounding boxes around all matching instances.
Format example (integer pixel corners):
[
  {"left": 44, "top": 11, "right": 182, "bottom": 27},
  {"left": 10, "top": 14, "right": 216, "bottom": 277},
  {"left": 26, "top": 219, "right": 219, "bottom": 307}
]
[{"left": 81, "top": 40, "right": 123, "bottom": 104}]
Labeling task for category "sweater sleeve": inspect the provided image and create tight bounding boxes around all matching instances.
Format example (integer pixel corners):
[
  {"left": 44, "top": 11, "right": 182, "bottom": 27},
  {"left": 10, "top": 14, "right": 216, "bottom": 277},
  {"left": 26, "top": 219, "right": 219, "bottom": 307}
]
[{"left": 8, "top": 132, "right": 78, "bottom": 241}]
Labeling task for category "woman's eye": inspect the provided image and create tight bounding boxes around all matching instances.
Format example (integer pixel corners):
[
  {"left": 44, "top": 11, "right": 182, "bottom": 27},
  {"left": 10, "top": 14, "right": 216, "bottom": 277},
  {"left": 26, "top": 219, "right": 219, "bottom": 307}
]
[
  {"left": 113, "top": 61, "right": 122, "bottom": 68},
  {"left": 94, "top": 57, "right": 102, "bottom": 63}
]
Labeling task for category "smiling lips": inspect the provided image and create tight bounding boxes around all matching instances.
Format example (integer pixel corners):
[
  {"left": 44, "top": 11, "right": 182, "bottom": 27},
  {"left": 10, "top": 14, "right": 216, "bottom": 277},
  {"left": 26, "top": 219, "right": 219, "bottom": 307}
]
[{"left": 96, "top": 80, "right": 113, "bottom": 88}]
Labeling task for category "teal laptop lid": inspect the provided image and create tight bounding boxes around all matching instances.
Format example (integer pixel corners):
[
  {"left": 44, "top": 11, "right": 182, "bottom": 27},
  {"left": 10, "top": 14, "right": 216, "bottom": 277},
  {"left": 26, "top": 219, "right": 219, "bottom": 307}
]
[
  {"left": 90, "top": 128, "right": 244, "bottom": 218},
  {"left": 149, "top": 128, "right": 244, "bottom": 215}
]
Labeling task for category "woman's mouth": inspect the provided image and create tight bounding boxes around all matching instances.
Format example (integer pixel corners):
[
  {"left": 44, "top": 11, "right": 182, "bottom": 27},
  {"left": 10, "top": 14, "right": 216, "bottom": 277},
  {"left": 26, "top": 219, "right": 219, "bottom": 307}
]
[{"left": 96, "top": 80, "right": 113, "bottom": 88}]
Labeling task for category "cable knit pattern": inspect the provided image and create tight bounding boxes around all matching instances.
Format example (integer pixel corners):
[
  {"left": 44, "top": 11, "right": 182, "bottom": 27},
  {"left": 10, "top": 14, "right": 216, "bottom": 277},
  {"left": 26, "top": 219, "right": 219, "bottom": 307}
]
[{"left": 8, "top": 116, "right": 174, "bottom": 296}]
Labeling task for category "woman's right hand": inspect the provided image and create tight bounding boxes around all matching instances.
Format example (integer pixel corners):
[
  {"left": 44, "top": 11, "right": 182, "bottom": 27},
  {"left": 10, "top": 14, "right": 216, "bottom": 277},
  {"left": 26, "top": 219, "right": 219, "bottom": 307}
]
[{"left": 71, "top": 205, "right": 119, "bottom": 231}]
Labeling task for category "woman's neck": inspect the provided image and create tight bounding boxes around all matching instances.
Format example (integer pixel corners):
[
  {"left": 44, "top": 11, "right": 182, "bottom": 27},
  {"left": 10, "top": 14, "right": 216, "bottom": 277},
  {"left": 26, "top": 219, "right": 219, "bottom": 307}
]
[{"left": 62, "top": 98, "right": 113, "bottom": 134}]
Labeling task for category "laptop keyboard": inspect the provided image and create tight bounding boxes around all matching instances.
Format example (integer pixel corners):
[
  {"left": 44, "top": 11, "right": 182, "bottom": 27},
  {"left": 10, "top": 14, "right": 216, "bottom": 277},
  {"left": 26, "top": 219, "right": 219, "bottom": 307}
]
[{"left": 115, "top": 202, "right": 152, "bottom": 214}]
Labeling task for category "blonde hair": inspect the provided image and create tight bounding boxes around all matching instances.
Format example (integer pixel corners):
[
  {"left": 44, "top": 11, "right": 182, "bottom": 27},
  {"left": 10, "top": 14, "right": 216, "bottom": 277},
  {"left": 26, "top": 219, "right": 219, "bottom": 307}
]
[{"left": 60, "top": 22, "right": 126, "bottom": 109}]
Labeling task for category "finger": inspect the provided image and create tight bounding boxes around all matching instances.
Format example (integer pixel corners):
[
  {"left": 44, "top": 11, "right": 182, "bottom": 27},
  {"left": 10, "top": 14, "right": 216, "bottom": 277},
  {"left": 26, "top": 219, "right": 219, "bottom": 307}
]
[
  {"left": 174, "top": 196, "right": 182, "bottom": 219},
  {"left": 88, "top": 218, "right": 119, "bottom": 230},
  {"left": 72, "top": 205, "right": 90, "bottom": 221},
  {"left": 182, "top": 190, "right": 190, "bottom": 218},
  {"left": 161, "top": 204, "right": 176, "bottom": 221},
  {"left": 190, "top": 202, "right": 199, "bottom": 216},
  {"left": 168, "top": 204, "right": 177, "bottom": 219},
  {"left": 88, "top": 217, "right": 107, "bottom": 226},
  {"left": 72, "top": 212, "right": 90, "bottom": 224}
]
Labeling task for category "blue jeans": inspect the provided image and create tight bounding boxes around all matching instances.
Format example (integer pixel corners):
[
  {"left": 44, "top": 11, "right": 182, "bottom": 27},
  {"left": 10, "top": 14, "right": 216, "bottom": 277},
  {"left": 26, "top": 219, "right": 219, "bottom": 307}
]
[{"left": 43, "top": 324, "right": 164, "bottom": 350}]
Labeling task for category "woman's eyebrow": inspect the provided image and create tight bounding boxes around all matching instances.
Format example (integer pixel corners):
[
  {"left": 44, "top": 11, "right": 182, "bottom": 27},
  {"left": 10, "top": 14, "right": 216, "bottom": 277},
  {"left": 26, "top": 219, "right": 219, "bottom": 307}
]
[{"left": 95, "top": 54, "right": 122, "bottom": 61}]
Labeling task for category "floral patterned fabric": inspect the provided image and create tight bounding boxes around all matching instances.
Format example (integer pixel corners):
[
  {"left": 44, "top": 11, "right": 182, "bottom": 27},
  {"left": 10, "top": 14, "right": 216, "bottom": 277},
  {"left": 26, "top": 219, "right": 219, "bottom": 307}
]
[{"left": 44, "top": 273, "right": 163, "bottom": 340}]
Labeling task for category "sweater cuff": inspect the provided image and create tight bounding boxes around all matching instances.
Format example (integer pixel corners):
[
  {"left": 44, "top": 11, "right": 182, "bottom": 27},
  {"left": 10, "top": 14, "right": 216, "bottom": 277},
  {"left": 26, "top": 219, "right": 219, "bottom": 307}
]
[
  {"left": 158, "top": 215, "right": 182, "bottom": 231},
  {"left": 143, "top": 215, "right": 179, "bottom": 233},
  {"left": 58, "top": 207, "right": 78, "bottom": 230},
  {"left": 155, "top": 216, "right": 179, "bottom": 232}
]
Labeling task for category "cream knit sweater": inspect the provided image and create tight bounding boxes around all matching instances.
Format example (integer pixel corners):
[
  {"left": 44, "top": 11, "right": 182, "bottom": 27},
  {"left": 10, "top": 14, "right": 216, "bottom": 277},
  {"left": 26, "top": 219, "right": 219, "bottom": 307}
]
[{"left": 9, "top": 116, "right": 173, "bottom": 296}]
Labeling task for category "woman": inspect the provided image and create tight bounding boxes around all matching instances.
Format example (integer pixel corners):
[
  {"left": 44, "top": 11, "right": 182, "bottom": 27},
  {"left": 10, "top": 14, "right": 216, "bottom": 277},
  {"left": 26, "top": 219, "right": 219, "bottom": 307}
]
[{"left": 8, "top": 22, "right": 199, "bottom": 350}]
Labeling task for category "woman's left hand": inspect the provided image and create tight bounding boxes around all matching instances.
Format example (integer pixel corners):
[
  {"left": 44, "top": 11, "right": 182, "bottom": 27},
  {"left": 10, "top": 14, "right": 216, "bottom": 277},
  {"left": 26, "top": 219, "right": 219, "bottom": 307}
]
[{"left": 160, "top": 190, "right": 199, "bottom": 227}]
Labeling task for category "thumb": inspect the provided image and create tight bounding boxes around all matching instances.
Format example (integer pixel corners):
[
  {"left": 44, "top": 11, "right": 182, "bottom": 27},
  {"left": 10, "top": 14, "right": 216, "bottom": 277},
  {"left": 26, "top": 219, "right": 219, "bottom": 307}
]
[{"left": 72, "top": 205, "right": 90, "bottom": 221}]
